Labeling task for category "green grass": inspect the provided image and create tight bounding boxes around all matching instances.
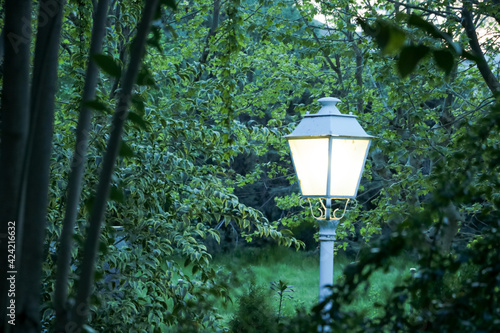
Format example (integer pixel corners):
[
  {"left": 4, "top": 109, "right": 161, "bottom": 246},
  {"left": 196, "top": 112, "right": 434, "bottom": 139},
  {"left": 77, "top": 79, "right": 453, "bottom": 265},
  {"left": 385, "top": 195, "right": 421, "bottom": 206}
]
[
  {"left": 209, "top": 245, "right": 417, "bottom": 323},
  {"left": 211, "top": 246, "right": 326, "bottom": 320}
]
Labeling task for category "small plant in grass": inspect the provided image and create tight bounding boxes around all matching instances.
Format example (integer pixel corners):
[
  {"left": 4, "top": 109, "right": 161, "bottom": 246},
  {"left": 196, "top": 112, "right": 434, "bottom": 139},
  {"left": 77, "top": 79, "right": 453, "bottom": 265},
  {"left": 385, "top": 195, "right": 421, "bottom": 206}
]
[
  {"left": 270, "top": 280, "right": 295, "bottom": 322},
  {"left": 229, "top": 283, "right": 278, "bottom": 333}
]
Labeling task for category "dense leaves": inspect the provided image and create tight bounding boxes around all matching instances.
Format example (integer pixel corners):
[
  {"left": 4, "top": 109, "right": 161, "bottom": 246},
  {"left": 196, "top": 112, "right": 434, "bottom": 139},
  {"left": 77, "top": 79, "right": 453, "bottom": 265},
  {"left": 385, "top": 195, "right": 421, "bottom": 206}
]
[
  {"left": 1, "top": 0, "right": 499, "bottom": 331},
  {"left": 315, "top": 102, "right": 500, "bottom": 332}
]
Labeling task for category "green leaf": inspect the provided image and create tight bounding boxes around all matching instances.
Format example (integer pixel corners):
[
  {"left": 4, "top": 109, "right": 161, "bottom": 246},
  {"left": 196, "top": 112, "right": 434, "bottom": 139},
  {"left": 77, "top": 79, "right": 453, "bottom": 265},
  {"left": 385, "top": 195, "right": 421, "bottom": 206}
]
[
  {"left": 384, "top": 26, "right": 406, "bottom": 55},
  {"left": 128, "top": 112, "right": 149, "bottom": 130},
  {"left": 92, "top": 54, "right": 121, "bottom": 78},
  {"left": 209, "top": 230, "right": 220, "bottom": 244},
  {"left": 136, "top": 67, "right": 157, "bottom": 87},
  {"left": 166, "top": 25, "right": 178, "bottom": 39},
  {"left": 94, "top": 268, "right": 105, "bottom": 281},
  {"left": 280, "top": 229, "right": 294, "bottom": 237},
  {"left": 357, "top": 18, "right": 372, "bottom": 36},
  {"left": 161, "top": 0, "right": 177, "bottom": 10},
  {"left": 72, "top": 233, "right": 85, "bottom": 247},
  {"left": 433, "top": 49, "right": 455, "bottom": 76},
  {"left": 184, "top": 257, "right": 191, "bottom": 267},
  {"left": 83, "top": 99, "right": 112, "bottom": 114},
  {"left": 110, "top": 186, "right": 125, "bottom": 203},
  {"left": 147, "top": 26, "right": 163, "bottom": 52},
  {"left": 182, "top": 215, "right": 190, "bottom": 227},
  {"left": 131, "top": 94, "right": 145, "bottom": 115},
  {"left": 357, "top": 19, "right": 405, "bottom": 54},
  {"left": 84, "top": 195, "right": 95, "bottom": 214},
  {"left": 397, "top": 45, "right": 429, "bottom": 78},
  {"left": 119, "top": 140, "right": 135, "bottom": 158}
]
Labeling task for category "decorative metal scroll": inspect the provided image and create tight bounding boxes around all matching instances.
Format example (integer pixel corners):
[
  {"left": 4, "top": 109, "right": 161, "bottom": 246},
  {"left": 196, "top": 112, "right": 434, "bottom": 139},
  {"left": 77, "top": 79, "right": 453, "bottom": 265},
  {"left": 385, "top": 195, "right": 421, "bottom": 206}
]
[{"left": 307, "top": 197, "right": 355, "bottom": 220}]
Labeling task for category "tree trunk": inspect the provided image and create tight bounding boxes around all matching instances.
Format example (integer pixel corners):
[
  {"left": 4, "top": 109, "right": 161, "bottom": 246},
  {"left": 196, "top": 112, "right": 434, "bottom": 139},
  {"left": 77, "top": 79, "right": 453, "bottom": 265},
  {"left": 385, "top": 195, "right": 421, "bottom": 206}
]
[
  {"left": 15, "top": 0, "right": 65, "bottom": 331},
  {"left": 344, "top": 5, "right": 364, "bottom": 113},
  {"left": 0, "top": 0, "right": 31, "bottom": 331},
  {"left": 439, "top": 202, "right": 463, "bottom": 253},
  {"left": 70, "top": 0, "right": 159, "bottom": 329},
  {"left": 109, "top": 2, "right": 130, "bottom": 99},
  {"left": 53, "top": 0, "right": 111, "bottom": 331},
  {"left": 198, "top": 0, "right": 220, "bottom": 67}
]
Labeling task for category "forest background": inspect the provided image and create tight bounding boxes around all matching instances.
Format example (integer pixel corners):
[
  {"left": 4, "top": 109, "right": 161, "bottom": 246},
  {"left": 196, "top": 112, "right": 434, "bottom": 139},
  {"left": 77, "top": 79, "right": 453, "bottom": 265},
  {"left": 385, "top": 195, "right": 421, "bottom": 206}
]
[{"left": 0, "top": 0, "right": 499, "bottom": 332}]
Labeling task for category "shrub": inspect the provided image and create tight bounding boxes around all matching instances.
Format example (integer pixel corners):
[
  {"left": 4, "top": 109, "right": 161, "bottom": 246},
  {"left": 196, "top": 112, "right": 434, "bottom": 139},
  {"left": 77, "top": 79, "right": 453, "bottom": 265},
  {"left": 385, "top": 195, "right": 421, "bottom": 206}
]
[{"left": 229, "top": 283, "right": 278, "bottom": 333}]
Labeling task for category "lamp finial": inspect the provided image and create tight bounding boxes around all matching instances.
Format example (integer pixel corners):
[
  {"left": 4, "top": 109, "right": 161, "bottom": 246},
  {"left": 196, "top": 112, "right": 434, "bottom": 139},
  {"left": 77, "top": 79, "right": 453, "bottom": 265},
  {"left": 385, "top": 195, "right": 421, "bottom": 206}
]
[{"left": 317, "top": 97, "right": 342, "bottom": 115}]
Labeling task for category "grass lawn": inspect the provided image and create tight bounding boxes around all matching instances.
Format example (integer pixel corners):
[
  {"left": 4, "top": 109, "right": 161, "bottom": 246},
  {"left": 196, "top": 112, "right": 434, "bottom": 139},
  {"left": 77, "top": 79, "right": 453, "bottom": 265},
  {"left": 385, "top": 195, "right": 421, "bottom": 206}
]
[{"left": 209, "top": 245, "right": 416, "bottom": 323}]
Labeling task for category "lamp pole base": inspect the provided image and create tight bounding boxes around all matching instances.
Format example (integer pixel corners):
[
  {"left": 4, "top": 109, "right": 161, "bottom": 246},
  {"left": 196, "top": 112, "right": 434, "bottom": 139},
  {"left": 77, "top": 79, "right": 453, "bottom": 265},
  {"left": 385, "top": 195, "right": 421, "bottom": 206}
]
[
  {"left": 318, "top": 218, "right": 339, "bottom": 331},
  {"left": 318, "top": 218, "right": 339, "bottom": 303}
]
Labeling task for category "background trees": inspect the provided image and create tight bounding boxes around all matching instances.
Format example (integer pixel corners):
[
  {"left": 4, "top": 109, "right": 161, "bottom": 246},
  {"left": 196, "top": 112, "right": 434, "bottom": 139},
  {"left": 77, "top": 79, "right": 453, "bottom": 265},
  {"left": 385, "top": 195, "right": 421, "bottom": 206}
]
[
  {"left": 309, "top": 1, "right": 500, "bottom": 331},
  {"left": 0, "top": 0, "right": 498, "bottom": 331}
]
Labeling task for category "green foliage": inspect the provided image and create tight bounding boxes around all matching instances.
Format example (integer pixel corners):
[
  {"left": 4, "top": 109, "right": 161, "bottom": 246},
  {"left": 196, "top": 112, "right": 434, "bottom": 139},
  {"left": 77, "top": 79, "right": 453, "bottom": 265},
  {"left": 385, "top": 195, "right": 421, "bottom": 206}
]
[
  {"left": 43, "top": 0, "right": 307, "bottom": 331},
  {"left": 20, "top": 0, "right": 500, "bottom": 330},
  {"left": 358, "top": 13, "right": 480, "bottom": 78},
  {"left": 229, "top": 283, "right": 278, "bottom": 333}
]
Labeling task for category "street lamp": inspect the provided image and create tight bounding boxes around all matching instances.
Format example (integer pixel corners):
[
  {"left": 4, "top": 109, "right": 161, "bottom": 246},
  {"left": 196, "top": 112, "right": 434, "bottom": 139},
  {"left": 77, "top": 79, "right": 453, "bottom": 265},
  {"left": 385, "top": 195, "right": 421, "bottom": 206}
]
[{"left": 286, "top": 97, "right": 373, "bottom": 305}]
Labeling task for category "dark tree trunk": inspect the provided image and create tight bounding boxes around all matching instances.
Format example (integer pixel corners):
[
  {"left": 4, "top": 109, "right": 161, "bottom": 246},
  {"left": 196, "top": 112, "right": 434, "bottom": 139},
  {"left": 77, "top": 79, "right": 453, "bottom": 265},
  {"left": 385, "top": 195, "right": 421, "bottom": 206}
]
[
  {"left": 16, "top": 0, "right": 65, "bottom": 331},
  {"left": 0, "top": 0, "right": 31, "bottom": 331},
  {"left": 53, "top": 0, "right": 111, "bottom": 331}
]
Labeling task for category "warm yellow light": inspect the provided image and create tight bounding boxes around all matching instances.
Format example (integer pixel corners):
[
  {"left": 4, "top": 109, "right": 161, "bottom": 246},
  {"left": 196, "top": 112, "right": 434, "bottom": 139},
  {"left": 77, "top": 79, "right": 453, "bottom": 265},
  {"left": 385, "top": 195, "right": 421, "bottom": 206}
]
[
  {"left": 286, "top": 97, "right": 373, "bottom": 199},
  {"left": 329, "top": 138, "right": 370, "bottom": 197},
  {"left": 288, "top": 138, "right": 329, "bottom": 196},
  {"left": 288, "top": 137, "right": 370, "bottom": 198}
]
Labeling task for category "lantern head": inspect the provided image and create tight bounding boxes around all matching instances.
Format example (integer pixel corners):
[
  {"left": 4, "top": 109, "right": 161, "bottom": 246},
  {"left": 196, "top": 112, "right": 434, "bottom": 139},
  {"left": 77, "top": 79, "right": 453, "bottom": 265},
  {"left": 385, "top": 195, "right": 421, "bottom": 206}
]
[{"left": 286, "top": 97, "right": 373, "bottom": 199}]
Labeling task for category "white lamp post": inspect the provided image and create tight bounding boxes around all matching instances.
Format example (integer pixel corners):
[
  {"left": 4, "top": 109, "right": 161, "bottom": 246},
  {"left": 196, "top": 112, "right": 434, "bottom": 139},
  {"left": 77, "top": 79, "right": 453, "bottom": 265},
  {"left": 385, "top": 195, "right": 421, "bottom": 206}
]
[{"left": 286, "top": 97, "right": 372, "bottom": 305}]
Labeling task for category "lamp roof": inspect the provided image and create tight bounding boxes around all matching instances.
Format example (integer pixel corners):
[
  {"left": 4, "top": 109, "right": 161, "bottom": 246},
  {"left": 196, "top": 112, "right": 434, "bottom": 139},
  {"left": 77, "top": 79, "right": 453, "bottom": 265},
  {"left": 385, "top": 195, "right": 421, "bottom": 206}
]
[{"left": 286, "top": 97, "right": 374, "bottom": 139}]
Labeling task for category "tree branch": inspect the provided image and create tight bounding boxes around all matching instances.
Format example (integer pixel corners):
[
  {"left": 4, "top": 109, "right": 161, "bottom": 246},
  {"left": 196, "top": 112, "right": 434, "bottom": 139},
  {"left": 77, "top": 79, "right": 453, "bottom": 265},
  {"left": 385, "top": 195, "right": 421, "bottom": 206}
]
[
  {"left": 198, "top": 0, "right": 221, "bottom": 69},
  {"left": 294, "top": 0, "right": 344, "bottom": 91},
  {"left": 461, "top": 2, "right": 500, "bottom": 96},
  {"left": 343, "top": 5, "right": 364, "bottom": 113}
]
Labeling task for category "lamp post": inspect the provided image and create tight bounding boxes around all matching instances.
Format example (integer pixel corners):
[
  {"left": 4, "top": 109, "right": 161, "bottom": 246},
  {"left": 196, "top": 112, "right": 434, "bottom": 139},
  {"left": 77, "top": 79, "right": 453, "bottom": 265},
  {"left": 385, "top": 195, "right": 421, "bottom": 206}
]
[{"left": 286, "top": 97, "right": 372, "bottom": 305}]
